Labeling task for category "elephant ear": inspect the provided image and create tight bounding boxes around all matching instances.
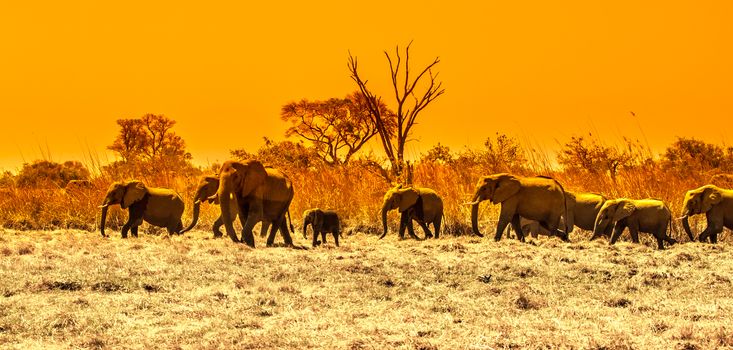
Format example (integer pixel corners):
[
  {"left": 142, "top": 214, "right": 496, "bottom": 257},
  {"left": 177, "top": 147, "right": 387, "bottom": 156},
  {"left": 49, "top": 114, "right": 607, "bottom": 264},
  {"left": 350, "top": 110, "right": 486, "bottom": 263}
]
[
  {"left": 702, "top": 187, "right": 723, "bottom": 212},
  {"left": 397, "top": 188, "right": 420, "bottom": 212},
  {"left": 234, "top": 160, "right": 267, "bottom": 197},
  {"left": 314, "top": 210, "right": 324, "bottom": 229},
  {"left": 122, "top": 181, "right": 147, "bottom": 209},
  {"left": 612, "top": 201, "right": 636, "bottom": 222},
  {"left": 491, "top": 176, "right": 521, "bottom": 204}
]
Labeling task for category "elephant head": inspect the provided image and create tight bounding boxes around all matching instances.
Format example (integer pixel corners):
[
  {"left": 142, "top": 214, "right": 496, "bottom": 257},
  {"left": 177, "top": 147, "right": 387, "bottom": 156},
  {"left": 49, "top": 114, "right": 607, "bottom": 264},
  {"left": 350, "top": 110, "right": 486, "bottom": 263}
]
[
  {"left": 180, "top": 176, "right": 220, "bottom": 233},
  {"left": 592, "top": 199, "right": 635, "bottom": 239},
  {"left": 302, "top": 208, "right": 322, "bottom": 239},
  {"left": 469, "top": 174, "right": 521, "bottom": 237},
  {"left": 215, "top": 160, "right": 268, "bottom": 245},
  {"left": 99, "top": 181, "right": 147, "bottom": 237},
  {"left": 380, "top": 185, "right": 421, "bottom": 239},
  {"left": 681, "top": 185, "right": 723, "bottom": 241}
]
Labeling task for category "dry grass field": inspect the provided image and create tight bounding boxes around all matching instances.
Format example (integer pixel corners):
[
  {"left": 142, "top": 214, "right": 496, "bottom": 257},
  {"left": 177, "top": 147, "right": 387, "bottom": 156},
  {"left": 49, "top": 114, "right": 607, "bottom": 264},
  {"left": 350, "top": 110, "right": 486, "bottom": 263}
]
[{"left": 1, "top": 228, "right": 732, "bottom": 349}]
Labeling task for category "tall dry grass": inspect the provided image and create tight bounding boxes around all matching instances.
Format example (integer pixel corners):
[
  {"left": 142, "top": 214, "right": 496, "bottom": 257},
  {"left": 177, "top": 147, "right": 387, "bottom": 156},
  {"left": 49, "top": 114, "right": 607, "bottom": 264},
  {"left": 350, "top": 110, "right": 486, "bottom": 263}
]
[{"left": 0, "top": 158, "right": 725, "bottom": 241}]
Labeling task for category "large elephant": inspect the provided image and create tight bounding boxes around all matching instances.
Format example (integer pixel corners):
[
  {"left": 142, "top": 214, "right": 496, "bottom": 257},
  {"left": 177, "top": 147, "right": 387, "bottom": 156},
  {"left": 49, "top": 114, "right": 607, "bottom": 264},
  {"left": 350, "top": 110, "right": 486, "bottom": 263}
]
[
  {"left": 591, "top": 198, "right": 677, "bottom": 249},
  {"left": 302, "top": 208, "right": 341, "bottom": 247},
  {"left": 181, "top": 175, "right": 281, "bottom": 238},
  {"left": 469, "top": 174, "right": 569, "bottom": 241},
  {"left": 99, "top": 181, "right": 185, "bottom": 238},
  {"left": 214, "top": 160, "right": 295, "bottom": 247},
  {"left": 680, "top": 185, "right": 733, "bottom": 243},
  {"left": 381, "top": 185, "right": 443, "bottom": 240},
  {"left": 518, "top": 192, "right": 606, "bottom": 240}
]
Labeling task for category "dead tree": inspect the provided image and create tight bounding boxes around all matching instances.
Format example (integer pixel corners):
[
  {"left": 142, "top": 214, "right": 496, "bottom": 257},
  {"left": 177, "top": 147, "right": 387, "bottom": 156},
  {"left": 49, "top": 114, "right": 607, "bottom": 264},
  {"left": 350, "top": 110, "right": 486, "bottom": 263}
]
[{"left": 348, "top": 42, "right": 445, "bottom": 177}]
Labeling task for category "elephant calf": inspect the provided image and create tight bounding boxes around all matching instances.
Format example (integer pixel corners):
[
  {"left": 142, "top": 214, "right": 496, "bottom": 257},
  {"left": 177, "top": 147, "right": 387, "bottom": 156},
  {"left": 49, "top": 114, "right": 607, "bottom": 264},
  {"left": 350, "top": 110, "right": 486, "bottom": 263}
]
[
  {"left": 302, "top": 208, "right": 341, "bottom": 247},
  {"left": 99, "top": 181, "right": 185, "bottom": 238},
  {"left": 591, "top": 198, "right": 676, "bottom": 249}
]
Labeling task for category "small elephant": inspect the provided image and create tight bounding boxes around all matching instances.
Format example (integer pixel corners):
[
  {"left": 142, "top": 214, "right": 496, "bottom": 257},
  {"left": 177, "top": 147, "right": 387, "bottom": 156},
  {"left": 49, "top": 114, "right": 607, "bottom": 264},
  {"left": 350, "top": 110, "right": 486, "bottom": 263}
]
[
  {"left": 181, "top": 175, "right": 275, "bottom": 238},
  {"left": 469, "top": 174, "right": 569, "bottom": 242},
  {"left": 516, "top": 192, "right": 606, "bottom": 241},
  {"left": 99, "top": 181, "right": 185, "bottom": 238},
  {"left": 591, "top": 198, "right": 677, "bottom": 249},
  {"left": 302, "top": 208, "right": 341, "bottom": 247},
  {"left": 380, "top": 185, "right": 443, "bottom": 240},
  {"left": 680, "top": 185, "right": 733, "bottom": 243}
]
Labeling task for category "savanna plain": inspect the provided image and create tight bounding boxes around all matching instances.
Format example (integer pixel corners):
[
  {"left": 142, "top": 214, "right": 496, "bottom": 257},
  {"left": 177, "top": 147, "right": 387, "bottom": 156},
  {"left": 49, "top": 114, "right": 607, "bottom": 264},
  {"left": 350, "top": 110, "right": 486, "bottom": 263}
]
[{"left": 1, "top": 228, "right": 732, "bottom": 350}]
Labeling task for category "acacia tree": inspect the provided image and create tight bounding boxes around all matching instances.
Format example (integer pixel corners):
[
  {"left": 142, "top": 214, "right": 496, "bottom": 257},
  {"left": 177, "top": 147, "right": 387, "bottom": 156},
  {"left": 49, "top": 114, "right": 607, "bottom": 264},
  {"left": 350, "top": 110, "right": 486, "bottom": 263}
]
[
  {"left": 348, "top": 42, "right": 445, "bottom": 176},
  {"left": 107, "top": 114, "right": 193, "bottom": 178},
  {"left": 280, "top": 92, "right": 395, "bottom": 165}
]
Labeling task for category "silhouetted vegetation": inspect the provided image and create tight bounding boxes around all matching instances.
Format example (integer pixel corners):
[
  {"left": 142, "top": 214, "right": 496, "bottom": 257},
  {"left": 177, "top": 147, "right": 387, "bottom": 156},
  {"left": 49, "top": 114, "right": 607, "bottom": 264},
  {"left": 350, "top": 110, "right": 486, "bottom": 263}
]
[
  {"left": 281, "top": 92, "right": 395, "bottom": 165},
  {"left": 14, "top": 160, "right": 90, "bottom": 188}
]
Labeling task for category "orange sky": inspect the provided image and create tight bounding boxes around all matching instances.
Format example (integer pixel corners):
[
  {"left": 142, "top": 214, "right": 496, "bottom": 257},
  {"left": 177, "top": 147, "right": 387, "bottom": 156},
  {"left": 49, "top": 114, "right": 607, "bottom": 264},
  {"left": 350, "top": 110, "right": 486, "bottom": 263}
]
[{"left": 1, "top": 1, "right": 731, "bottom": 171}]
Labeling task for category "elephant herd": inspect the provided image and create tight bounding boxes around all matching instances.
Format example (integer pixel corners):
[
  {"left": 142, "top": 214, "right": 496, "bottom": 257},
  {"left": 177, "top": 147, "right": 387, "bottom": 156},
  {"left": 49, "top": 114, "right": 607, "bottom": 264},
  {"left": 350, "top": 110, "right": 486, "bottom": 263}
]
[{"left": 98, "top": 160, "right": 733, "bottom": 249}]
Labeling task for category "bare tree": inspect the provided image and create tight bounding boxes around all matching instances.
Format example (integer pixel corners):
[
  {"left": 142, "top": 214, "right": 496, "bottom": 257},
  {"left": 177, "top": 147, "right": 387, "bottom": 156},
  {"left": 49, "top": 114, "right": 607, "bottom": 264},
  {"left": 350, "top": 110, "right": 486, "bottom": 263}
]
[{"left": 348, "top": 42, "right": 445, "bottom": 176}]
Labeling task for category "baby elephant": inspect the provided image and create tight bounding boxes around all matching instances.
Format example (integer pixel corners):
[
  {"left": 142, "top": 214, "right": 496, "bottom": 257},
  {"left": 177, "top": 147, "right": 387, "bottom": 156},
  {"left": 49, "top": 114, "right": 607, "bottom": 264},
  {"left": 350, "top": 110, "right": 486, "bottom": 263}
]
[
  {"left": 591, "top": 198, "right": 677, "bottom": 249},
  {"left": 302, "top": 208, "right": 341, "bottom": 247}
]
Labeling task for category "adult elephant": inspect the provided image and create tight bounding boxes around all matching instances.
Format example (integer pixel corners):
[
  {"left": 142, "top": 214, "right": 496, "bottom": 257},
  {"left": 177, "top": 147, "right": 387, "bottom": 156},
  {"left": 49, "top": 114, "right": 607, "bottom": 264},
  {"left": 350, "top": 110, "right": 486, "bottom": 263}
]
[
  {"left": 680, "top": 185, "right": 733, "bottom": 243},
  {"left": 518, "top": 192, "right": 606, "bottom": 240},
  {"left": 181, "top": 175, "right": 282, "bottom": 238},
  {"left": 99, "top": 181, "right": 184, "bottom": 238},
  {"left": 381, "top": 185, "right": 443, "bottom": 240},
  {"left": 591, "top": 198, "right": 676, "bottom": 249},
  {"left": 469, "top": 174, "right": 569, "bottom": 241},
  {"left": 214, "top": 160, "right": 295, "bottom": 247}
]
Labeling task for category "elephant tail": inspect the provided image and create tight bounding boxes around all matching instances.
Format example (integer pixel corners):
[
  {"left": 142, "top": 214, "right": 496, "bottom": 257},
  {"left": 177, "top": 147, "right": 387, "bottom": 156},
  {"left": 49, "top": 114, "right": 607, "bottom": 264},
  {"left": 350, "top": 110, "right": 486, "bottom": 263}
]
[
  {"left": 550, "top": 177, "right": 571, "bottom": 238},
  {"left": 287, "top": 209, "right": 294, "bottom": 234}
]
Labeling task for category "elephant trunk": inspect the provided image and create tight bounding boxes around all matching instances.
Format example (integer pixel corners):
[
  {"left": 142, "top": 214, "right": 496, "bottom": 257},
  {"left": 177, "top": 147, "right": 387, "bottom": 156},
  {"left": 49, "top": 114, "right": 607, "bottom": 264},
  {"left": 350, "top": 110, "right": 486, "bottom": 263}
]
[
  {"left": 681, "top": 215, "right": 695, "bottom": 241},
  {"left": 380, "top": 205, "right": 389, "bottom": 239},
  {"left": 302, "top": 221, "right": 309, "bottom": 240},
  {"left": 592, "top": 216, "right": 606, "bottom": 239},
  {"left": 180, "top": 200, "right": 201, "bottom": 234},
  {"left": 470, "top": 192, "right": 484, "bottom": 237},
  {"left": 470, "top": 203, "right": 484, "bottom": 237},
  {"left": 217, "top": 181, "right": 240, "bottom": 244},
  {"left": 99, "top": 204, "right": 109, "bottom": 237}
]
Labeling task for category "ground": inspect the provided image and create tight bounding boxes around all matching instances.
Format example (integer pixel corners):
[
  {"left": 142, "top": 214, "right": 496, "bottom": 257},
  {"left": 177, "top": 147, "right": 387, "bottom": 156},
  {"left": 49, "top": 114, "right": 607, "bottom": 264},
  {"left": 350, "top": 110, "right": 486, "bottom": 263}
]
[{"left": 1, "top": 229, "right": 732, "bottom": 349}]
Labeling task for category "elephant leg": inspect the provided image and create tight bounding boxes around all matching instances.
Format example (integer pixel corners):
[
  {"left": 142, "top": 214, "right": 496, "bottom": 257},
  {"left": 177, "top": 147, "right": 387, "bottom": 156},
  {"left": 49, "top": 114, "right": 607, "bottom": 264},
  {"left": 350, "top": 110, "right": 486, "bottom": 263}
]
[
  {"left": 130, "top": 225, "right": 138, "bottom": 238},
  {"left": 320, "top": 231, "right": 328, "bottom": 244},
  {"left": 405, "top": 218, "right": 422, "bottom": 241},
  {"left": 212, "top": 217, "right": 225, "bottom": 238},
  {"left": 333, "top": 231, "right": 340, "bottom": 247},
  {"left": 609, "top": 224, "right": 626, "bottom": 245},
  {"left": 493, "top": 216, "right": 512, "bottom": 242},
  {"left": 510, "top": 215, "right": 524, "bottom": 242},
  {"left": 120, "top": 220, "right": 132, "bottom": 238},
  {"left": 265, "top": 220, "right": 279, "bottom": 247},
  {"left": 260, "top": 221, "right": 272, "bottom": 238},
  {"left": 494, "top": 204, "right": 516, "bottom": 241},
  {"left": 711, "top": 233, "right": 719, "bottom": 244},
  {"left": 417, "top": 221, "right": 433, "bottom": 239},
  {"left": 627, "top": 222, "right": 640, "bottom": 243},
  {"left": 312, "top": 230, "right": 320, "bottom": 247},
  {"left": 398, "top": 213, "right": 409, "bottom": 240},
  {"left": 434, "top": 215, "right": 442, "bottom": 239},
  {"left": 280, "top": 219, "right": 293, "bottom": 246},
  {"left": 238, "top": 203, "right": 260, "bottom": 248}
]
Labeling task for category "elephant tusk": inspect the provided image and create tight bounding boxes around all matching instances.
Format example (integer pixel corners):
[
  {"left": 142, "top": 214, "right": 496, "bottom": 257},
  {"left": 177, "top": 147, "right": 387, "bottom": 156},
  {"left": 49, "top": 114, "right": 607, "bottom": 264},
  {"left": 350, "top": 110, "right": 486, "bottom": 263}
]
[
  {"left": 464, "top": 200, "right": 481, "bottom": 206},
  {"left": 98, "top": 204, "right": 109, "bottom": 208},
  {"left": 194, "top": 200, "right": 201, "bottom": 205}
]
